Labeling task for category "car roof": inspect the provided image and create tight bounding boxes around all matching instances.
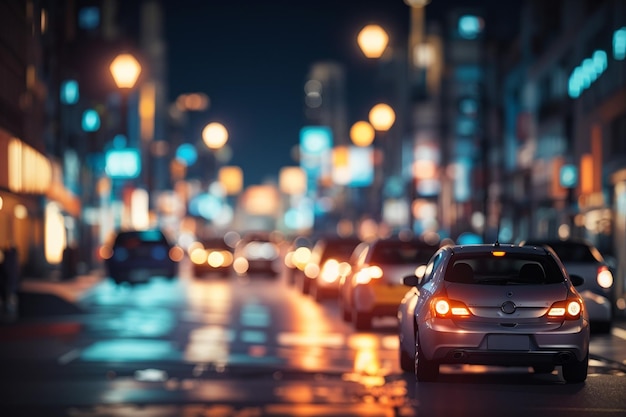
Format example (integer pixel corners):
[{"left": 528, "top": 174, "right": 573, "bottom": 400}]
[
  {"left": 447, "top": 244, "right": 551, "bottom": 256},
  {"left": 520, "top": 237, "right": 593, "bottom": 247}
]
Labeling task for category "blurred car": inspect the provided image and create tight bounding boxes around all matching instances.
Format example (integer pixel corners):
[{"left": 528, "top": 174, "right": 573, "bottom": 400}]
[
  {"left": 233, "top": 231, "right": 282, "bottom": 276},
  {"left": 520, "top": 237, "right": 614, "bottom": 333},
  {"left": 101, "top": 229, "right": 184, "bottom": 285},
  {"left": 339, "top": 237, "right": 439, "bottom": 330},
  {"left": 298, "top": 235, "right": 362, "bottom": 301},
  {"left": 188, "top": 236, "right": 234, "bottom": 277},
  {"left": 283, "top": 235, "right": 314, "bottom": 286},
  {"left": 397, "top": 243, "right": 590, "bottom": 383}
]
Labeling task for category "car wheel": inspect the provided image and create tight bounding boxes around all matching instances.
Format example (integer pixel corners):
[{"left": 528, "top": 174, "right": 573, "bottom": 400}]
[
  {"left": 340, "top": 300, "right": 351, "bottom": 322},
  {"left": 311, "top": 284, "right": 323, "bottom": 302},
  {"left": 562, "top": 351, "right": 588, "bottom": 383},
  {"left": 399, "top": 336, "right": 415, "bottom": 372},
  {"left": 352, "top": 309, "right": 371, "bottom": 331},
  {"left": 415, "top": 332, "right": 438, "bottom": 382}
]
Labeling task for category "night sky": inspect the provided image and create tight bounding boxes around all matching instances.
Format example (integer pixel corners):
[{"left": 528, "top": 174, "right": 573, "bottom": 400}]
[{"left": 162, "top": 0, "right": 521, "bottom": 187}]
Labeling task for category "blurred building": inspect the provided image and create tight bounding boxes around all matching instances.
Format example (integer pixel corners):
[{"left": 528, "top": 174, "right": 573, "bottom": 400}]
[
  {"left": 0, "top": 0, "right": 77, "bottom": 276},
  {"left": 301, "top": 62, "right": 350, "bottom": 233},
  {"left": 0, "top": 0, "right": 169, "bottom": 278},
  {"left": 500, "top": 0, "right": 626, "bottom": 307}
]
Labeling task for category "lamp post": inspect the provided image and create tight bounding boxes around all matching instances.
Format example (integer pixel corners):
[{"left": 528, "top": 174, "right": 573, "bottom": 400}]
[
  {"left": 109, "top": 54, "right": 142, "bottom": 170},
  {"left": 357, "top": 24, "right": 389, "bottom": 59},
  {"left": 202, "top": 122, "right": 229, "bottom": 151},
  {"left": 349, "top": 121, "right": 375, "bottom": 147},
  {"left": 109, "top": 53, "right": 142, "bottom": 228},
  {"left": 202, "top": 122, "right": 229, "bottom": 184},
  {"left": 109, "top": 54, "right": 142, "bottom": 138}
]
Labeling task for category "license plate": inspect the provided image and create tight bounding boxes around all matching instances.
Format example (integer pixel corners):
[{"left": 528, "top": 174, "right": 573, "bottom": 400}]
[
  {"left": 487, "top": 335, "right": 530, "bottom": 350},
  {"left": 130, "top": 269, "right": 151, "bottom": 282}
]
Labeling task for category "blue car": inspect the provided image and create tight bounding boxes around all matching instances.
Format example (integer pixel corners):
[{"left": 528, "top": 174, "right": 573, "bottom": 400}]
[{"left": 102, "top": 229, "right": 183, "bottom": 285}]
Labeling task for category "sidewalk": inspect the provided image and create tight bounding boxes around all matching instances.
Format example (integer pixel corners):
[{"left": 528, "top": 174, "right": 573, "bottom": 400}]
[
  {"left": 0, "top": 270, "right": 105, "bottom": 340},
  {"left": 19, "top": 269, "right": 105, "bottom": 304}
]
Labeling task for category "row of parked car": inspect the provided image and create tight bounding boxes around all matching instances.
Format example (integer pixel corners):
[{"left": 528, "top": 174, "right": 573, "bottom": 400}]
[
  {"left": 101, "top": 227, "right": 615, "bottom": 382},
  {"left": 101, "top": 227, "right": 616, "bottom": 337},
  {"left": 285, "top": 233, "right": 616, "bottom": 383},
  {"left": 285, "top": 233, "right": 616, "bottom": 335},
  {"left": 101, "top": 228, "right": 284, "bottom": 285},
  {"left": 285, "top": 233, "right": 442, "bottom": 331}
]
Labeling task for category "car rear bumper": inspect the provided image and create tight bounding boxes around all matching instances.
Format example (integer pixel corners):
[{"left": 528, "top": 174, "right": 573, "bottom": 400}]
[
  {"left": 107, "top": 262, "right": 177, "bottom": 283},
  {"left": 420, "top": 319, "right": 590, "bottom": 364},
  {"left": 353, "top": 284, "right": 409, "bottom": 317}
]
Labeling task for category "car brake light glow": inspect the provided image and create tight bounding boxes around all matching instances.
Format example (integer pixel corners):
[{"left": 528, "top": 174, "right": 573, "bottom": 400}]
[
  {"left": 547, "top": 298, "right": 583, "bottom": 320},
  {"left": 320, "top": 259, "right": 340, "bottom": 283},
  {"left": 434, "top": 299, "right": 450, "bottom": 315},
  {"left": 355, "top": 265, "right": 383, "bottom": 285},
  {"left": 431, "top": 297, "right": 471, "bottom": 318},
  {"left": 368, "top": 265, "right": 383, "bottom": 278},
  {"left": 597, "top": 266, "right": 613, "bottom": 289},
  {"left": 169, "top": 246, "right": 185, "bottom": 262}
]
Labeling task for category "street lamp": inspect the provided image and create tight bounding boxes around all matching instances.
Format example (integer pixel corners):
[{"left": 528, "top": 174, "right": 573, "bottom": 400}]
[
  {"left": 357, "top": 24, "right": 389, "bottom": 59},
  {"left": 202, "top": 122, "right": 229, "bottom": 184},
  {"left": 349, "top": 121, "right": 375, "bottom": 147},
  {"left": 110, "top": 54, "right": 142, "bottom": 89},
  {"left": 368, "top": 103, "right": 396, "bottom": 132},
  {"left": 109, "top": 52, "right": 142, "bottom": 228},
  {"left": 109, "top": 53, "right": 142, "bottom": 141},
  {"left": 202, "top": 122, "right": 229, "bottom": 150}
]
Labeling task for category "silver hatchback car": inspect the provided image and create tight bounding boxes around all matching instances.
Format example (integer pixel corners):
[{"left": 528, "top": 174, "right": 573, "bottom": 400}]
[{"left": 398, "top": 243, "right": 590, "bottom": 383}]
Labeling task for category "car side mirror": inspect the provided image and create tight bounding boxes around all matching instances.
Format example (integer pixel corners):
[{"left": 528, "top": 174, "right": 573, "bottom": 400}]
[
  {"left": 403, "top": 275, "right": 420, "bottom": 287},
  {"left": 569, "top": 274, "right": 584, "bottom": 287},
  {"left": 605, "top": 255, "right": 617, "bottom": 270}
]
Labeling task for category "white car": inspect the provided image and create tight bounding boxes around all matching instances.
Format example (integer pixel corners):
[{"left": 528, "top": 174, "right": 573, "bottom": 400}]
[
  {"left": 520, "top": 238, "right": 614, "bottom": 333},
  {"left": 397, "top": 243, "right": 590, "bottom": 383}
]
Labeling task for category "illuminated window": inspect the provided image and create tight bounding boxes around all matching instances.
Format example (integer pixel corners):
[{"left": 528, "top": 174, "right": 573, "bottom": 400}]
[
  {"left": 568, "top": 50, "right": 608, "bottom": 98},
  {"left": 105, "top": 149, "right": 141, "bottom": 179},
  {"left": 614, "top": 27, "right": 626, "bottom": 60},
  {"left": 458, "top": 15, "right": 484, "bottom": 40},
  {"left": 78, "top": 7, "right": 100, "bottom": 30},
  {"left": 175, "top": 143, "right": 197, "bottom": 166},
  {"left": 60, "top": 80, "right": 79, "bottom": 105},
  {"left": 81, "top": 109, "right": 100, "bottom": 132}
]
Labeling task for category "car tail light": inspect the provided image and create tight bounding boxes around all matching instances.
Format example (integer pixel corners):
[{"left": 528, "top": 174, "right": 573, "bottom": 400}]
[
  {"left": 99, "top": 245, "right": 114, "bottom": 260},
  {"left": 355, "top": 265, "right": 383, "bottom": 285},
  {"left": 430, "top": 297, "right": 471, "bottom": 318},
  {"left": 547, "top": 296, "right": 583, "bottom": 320},
  {"left": 320, "top": 259, "right": 340, "bottom": 283},
  {"left": 597, "top": 266, "right": 613, "bottom": 289},
  {"left": 169, "top": 246, "right": 185, "bottom": 262},
  {"left": 207, "top": 251, "right": 231, "bottom": 267}
]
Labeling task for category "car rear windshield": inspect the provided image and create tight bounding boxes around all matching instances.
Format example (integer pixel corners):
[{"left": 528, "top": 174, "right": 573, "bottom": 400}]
[
  {"left": 445, "top": 253, "right": 565, "bottom": 285},
  {"left": 115, "top": 230, "right": 168, "bottom": 246},
  {"left": 369, "top": 242, "right": 437, "bottom": 264},
  {"left": 321, "top": 240, "right": 361, "bottom": 260}
]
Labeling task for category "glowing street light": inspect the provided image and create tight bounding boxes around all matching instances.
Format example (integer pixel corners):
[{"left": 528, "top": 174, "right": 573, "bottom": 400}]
[
  {"left": 202, "top": 122, "right": 229, "bottom": 150},
  {"left": 368, "top": 103, "right": 396, "bottom": 132},
  {"left": 279, "top": 166, "right": 307, "bottom": 196},
  {"left": 350, "top": 121, "right": 375, "bottom": 147},
  {"left": 357, "top": 24, "right": 389, "bottom": 59},
  {"left": 109, "top": 53, "right": 142, "bottom": 89},
  {"left": 219, "top": 166, "right": 243, "bottom": 195},
  {"left": 403, "top": 0, "right": 431, "bottom": 6}
]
